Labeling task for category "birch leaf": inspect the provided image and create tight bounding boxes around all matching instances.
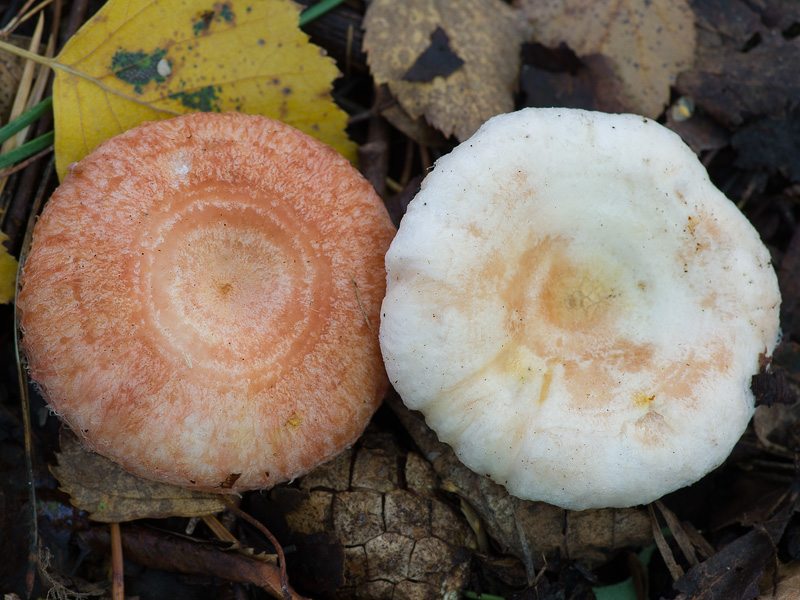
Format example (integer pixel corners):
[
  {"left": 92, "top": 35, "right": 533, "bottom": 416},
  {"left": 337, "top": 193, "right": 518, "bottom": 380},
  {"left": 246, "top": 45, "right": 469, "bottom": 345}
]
[
  {"left": 519, "top": 0, "right": 696, "bottom": 118},
  {"left": 363, "top": 0, "right": 527, "bottom": 141},
  {"left": 53, "top": 0, "right": 355, "bottom": 180}
]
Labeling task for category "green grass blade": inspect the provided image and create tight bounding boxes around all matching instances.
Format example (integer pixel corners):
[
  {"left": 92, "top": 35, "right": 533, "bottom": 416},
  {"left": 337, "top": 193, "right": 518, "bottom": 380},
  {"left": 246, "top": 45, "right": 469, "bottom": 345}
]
[
  {"left": 298, "top": 0, "right": 345, "bottom": 26},
  {"left": 0, "top": 96, "right": 52, "bottom": 145},
  {"left": 0, "top": 130, "right": 54, "bottom": 170}
]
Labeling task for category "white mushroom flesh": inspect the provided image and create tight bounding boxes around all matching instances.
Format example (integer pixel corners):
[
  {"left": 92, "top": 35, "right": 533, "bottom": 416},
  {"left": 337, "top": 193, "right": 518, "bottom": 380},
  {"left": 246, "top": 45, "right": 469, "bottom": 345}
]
[{"left": 380, "top": 108, "right": 781, "bottom": 510}]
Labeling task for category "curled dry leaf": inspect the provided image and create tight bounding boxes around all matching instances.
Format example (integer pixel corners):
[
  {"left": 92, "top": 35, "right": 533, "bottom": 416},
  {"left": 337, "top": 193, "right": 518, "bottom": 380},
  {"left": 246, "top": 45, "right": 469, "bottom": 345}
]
[
  {"left": 759, "top": 560, "right": 800, "bottom": 600},
  {"left": 53, "top": 0, "right": 355, "bottom": 179},
  {"left": 518, "top": 0, "right": 696, "bottom": 118},
  {"left": 363, "top": 0, "right": 527, "bottom": 141},
  {"left": 50, "top": 430, "right": 227, "bottom": 523},
  {"left": 388, "top": 397, "right": 653, "bottom": 573},
  {"left": 80, "top": 523, "right": 309, "bottom": 600}
]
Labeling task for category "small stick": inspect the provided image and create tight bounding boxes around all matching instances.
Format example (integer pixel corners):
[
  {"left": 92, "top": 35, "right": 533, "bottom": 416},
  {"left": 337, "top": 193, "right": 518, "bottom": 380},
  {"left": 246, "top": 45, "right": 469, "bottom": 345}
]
[
  {"left": 0, "top": 143, "right": 52, "bottom": 180},
  {"left": 648, "top": 503, "right": 684, "bottom": 581},
  {"left": 225, "top": 501, "right": 292, "bottom": 600},
  {"left": 110, "top": 522, "right": 125, "bottom": 600}
]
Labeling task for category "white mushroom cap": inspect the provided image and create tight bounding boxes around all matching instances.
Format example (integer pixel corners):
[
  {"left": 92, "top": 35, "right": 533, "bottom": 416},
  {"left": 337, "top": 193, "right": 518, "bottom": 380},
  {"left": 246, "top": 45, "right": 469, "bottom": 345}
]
[{"left": 380, "top": 108, "right": 781, "bottom": 511}]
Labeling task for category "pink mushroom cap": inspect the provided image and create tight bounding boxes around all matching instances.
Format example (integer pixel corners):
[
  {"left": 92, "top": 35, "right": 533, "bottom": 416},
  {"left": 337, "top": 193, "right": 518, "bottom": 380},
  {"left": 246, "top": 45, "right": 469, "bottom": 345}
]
[{"left": 18, "top": 112, "right": 396, "bottom": 493}]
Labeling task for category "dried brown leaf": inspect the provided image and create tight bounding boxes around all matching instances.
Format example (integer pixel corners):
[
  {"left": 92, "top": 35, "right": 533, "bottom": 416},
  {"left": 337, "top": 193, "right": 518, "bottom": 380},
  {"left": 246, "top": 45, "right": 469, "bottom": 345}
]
[
  {"left": 690, "top": 0, "right": 762, "bottom": 52},
  {"left": 51, "top": 430, "right": 227, "bottom": 522},
  {"left": 518, "top": 0, "right": 696, "bottom": 118},
  {"left": 759, "top": 560, "right": 800, "bottom": 600},
  {"left": 676, "top": 33, "right": 800, "bottom": 127},
  {"left": 80, "top": 524, "right": 308, "bottom": 600},
  {"left": 363, "top": 0, "right": 527, "bottom": 140},
  {"left": 0, "top": 36, "right": 32, "bottom": 122},
  {"left": 673, "top": 517, "right": 788, "bottom": 600}
]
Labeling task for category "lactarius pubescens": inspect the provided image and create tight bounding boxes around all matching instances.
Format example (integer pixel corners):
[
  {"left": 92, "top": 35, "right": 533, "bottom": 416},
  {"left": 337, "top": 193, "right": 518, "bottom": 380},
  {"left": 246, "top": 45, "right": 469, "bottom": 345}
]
[
  {"left": 18, "top": 112, "right": 396, "bottom": 493},
  {"left": 380, "top": 108, "right": 781, "bottom": 510}
]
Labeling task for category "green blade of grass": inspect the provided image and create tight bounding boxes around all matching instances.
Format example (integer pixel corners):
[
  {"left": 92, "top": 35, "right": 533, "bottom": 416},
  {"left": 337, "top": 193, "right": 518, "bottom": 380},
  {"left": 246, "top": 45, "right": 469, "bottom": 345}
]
[
  {"left": 0, "top": 96, "right": 52, "bottom": 145},
  {"left": 298, "top": 0, "right": 345, "bottom": 26},
  {"left": 0, "top": 130, "right": 54, "bottom": 170}
]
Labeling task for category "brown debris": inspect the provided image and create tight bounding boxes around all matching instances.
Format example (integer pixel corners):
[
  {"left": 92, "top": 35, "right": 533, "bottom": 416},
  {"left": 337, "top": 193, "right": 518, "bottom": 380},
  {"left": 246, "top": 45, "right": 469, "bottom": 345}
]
[
  {"left": 388, "top": 396, "right": 653, "bottom": 572},
  {"left": 50, "top": 430, "right": 227, "bottom": 523},
  {"left": 518, "top": 0, "right": 696, "bottom": 118},
  {"left": 79, "top": 524, "right": 308, "bottom": 600},
  {"left": 282, "top": 430, "right": 477, "bottom": 600},
  {"left": 363, "top": 0, "right": 527, "bottom": 140}
]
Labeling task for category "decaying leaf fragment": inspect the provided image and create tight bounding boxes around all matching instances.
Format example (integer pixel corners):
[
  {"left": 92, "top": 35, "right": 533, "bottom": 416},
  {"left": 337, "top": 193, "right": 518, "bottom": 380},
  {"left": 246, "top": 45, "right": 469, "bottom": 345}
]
[
  {"left": 363, "top": 0, "right": 527, "bottom": 141},
  {"left": 80, "top": 524, "right": 309, "bottom": 600},
  {"left": 518, "top": 0, "right": 696, "bottom": 118},
  {"left": 51, "top": 430, "right": 227, "bottom": 522},
  {"left": 676, "top": 34, "right": 800, "bottom": 128},
  {"left": 52, "top": 0, "right": 355, "bottom": 179}
]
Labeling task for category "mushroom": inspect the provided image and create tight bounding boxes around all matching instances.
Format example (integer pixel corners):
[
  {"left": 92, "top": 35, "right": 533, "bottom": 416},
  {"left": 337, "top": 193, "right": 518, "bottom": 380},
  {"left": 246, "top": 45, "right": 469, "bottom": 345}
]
[
  {"left": 18, "top": 112, "right": 396, "bottom": 493},
  {"left": 379, "top": 108, "right": 781, "bottom": 511}
]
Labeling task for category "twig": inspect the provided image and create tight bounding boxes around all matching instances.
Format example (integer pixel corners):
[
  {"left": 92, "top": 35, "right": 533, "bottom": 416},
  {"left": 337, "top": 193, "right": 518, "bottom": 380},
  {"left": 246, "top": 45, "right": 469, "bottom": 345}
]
[
  {"left": 14, "top": 154, "right": 54, "bottom": 598},
  {"left": 225, "top": 501, "right": 293, "bottom": 600},
  {"left": 0, "top": 142, "right": 52, "bottom": 179},
  {"left": 648, "top": 503, "right": 684, "bottom": 581},
  {"left": 655, "top": 500, "right": 699, "bottom": 567},
  {"left": 2, "top": 0, "right": 54, "bottom": 34},
  {"left": 110, "top": 522, "right": 124, "bottom": 600}
]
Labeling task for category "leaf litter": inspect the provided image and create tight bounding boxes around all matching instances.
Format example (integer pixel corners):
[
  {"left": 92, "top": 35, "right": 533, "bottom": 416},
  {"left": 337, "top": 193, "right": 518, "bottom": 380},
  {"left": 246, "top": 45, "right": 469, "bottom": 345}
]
[
  {"left": 363, "top": 0, "right": 527, "bottom": 141},
  {"left": 52, "top": 0, "right": 355, "bottom": 179},
  {"left": 4, "top": 0, "right": 800, "bottom": 599}
]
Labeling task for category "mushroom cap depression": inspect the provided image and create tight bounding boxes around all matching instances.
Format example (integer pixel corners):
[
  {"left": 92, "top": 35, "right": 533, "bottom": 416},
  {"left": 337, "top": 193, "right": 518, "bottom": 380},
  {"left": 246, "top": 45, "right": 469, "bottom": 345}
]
[
  {"left": 380, "top": 108, "right": 781, "bottom": 511},
  {"left": 18, "top": 112, "right": 396, "bottom": 493}
]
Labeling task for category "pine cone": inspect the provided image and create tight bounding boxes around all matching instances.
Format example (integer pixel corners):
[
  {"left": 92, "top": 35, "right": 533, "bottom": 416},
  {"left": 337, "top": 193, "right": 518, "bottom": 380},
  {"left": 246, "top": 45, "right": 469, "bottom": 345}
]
[{"left": 283, "top": 429, "right": 477, "bottom": 599}]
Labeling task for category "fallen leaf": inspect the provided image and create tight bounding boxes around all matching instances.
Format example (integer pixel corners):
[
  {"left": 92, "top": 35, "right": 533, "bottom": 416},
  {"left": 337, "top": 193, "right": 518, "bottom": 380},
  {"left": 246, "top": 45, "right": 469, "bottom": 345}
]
[
  {"left": 80, "top": 523, "right": 309, "bottom": 600},
  {"left": 676, "top": 33, "right": 800, "bottom": 127},
  {"left": 52, "top": 0, "right": 355, "bottom": 179},
  {"left": 673, "top": 520, "right": 788, "bottom": 600},
  {"left": 518, "top": 0, "right": 696, "bottom": 118},
  {"left": 519, "top": 43, "right": 637, "bottom": 114},
  {"left": 732, "top": 110, "right": 800, "bottom": 182},
  {"left": 51, "top": 430, "right": 227, "bottom": 522},
  {"left": 665, "top": 109, "right": 729, "bottom": 155},
  {"left": 363, "top": 0, "right": 527, "bottom": 141},
  {"left": 0, "top": 231, "right": 18, "bottom": 304},
  {"left": 759, "top": 560, "right": 800, "bottom": 600},
  {"left": 403, "top": 27, "right": 464, "bottom": 83},
  {"left": 691, "top": 0, "right": 762, "bottom": 52}
]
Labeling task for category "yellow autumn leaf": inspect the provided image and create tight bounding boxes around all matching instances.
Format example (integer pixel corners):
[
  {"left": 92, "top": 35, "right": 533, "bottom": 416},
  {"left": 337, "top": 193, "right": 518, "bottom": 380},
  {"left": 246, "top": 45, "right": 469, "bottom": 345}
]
[
  {"left": 0, "top": 230, "right": 18, "bottom": 304},
  {"left": 53, "top": 0, "right": 355, "bottom": 180}
]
